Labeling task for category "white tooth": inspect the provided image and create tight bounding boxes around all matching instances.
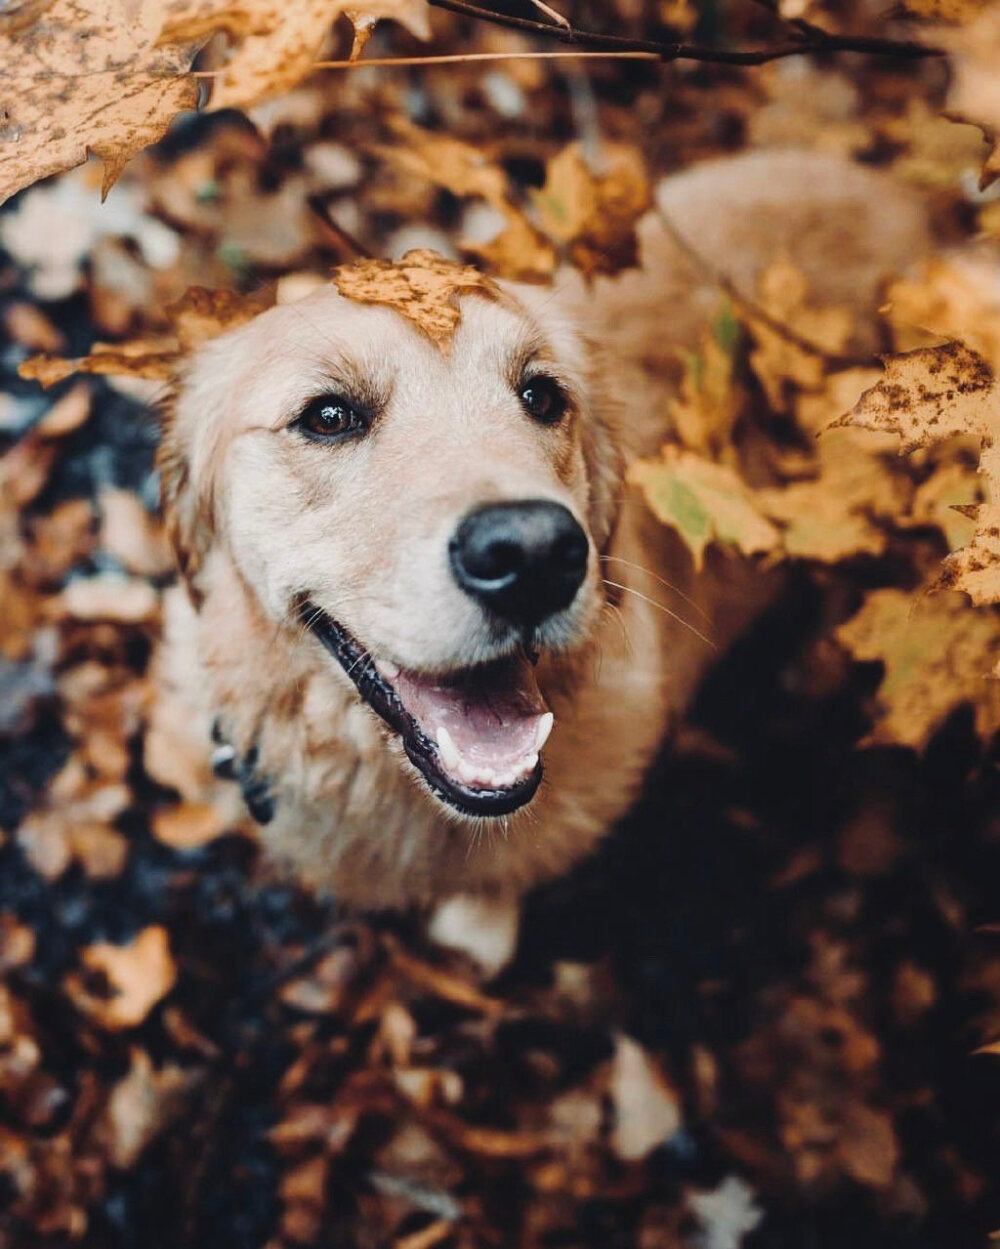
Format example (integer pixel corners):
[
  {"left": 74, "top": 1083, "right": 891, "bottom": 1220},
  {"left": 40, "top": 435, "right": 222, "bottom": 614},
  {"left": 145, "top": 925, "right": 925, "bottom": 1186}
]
[
  {"left": 458, "top": 760, "right": 479, "bottom": 786},
  {"left": 377, "top": 659, "right": 400, "bottom": 680},
  {"left": 522, "top": 752, "right": 539, "bottom": 776},
  {"left": 436, "top": 726, "right": 461, "bottom": 772},
  {"left": 535, "top": 713, "right": 554, "bottom": 752}
]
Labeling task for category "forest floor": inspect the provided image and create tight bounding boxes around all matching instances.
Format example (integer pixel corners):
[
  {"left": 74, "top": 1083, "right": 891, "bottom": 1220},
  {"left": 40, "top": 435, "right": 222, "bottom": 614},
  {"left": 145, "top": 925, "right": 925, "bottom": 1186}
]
[{"left": 3, "top": 3, "right": 1000, "bottom": 1246}]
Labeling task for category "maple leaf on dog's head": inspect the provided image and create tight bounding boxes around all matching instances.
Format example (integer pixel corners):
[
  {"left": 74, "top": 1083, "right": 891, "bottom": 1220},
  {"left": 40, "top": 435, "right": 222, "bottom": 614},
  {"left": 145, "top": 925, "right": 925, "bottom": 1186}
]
[
  {"left": 839, "top": 341, "right": 997, "bottom": 452},
  {"left": 332, "top": 251, "right": 506, "bottom": 351}
]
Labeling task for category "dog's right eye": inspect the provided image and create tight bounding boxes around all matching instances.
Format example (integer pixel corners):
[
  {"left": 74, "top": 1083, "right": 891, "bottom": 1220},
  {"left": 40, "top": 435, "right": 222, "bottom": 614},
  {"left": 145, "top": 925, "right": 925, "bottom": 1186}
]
[{"left": 294, "top": 395, "right": 369, "bottom": 441}]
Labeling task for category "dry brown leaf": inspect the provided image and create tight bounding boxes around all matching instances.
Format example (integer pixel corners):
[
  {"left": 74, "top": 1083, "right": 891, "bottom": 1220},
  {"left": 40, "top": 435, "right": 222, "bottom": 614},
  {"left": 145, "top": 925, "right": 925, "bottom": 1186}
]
[
  {"left": 746, "top": 256, "right": 852, "bottom": 412},
  {"left": 900, "top": 0, "right": 992, "bottom": 15},
  {"left": 74, "top": 926, "right": 177, "bottom": 1030},
  {"left": 0, "top": 0, "right": 199, "bottom": 204},
  {"left": 165, "top": 0, "right": 430, "bottom": 111},
  {"left": 628, "top": 446, "right": 780, "bottom": 571},
  {"left": 333, "top": 250, "right": 505, "bottom": 350},
  {"left": 885, "top": 258, "right": 1000, "bottom": 371},
  {"left": 533, "top": 142, "right": 651, "bottom": 277},
  {"left": 608, "top": 1034, "right": 682, "bottom": 1161},
  {"left": 839, "top": 342, "right": 998, "bottom": 453},
  {"left": 755, "top": 429, "right": 911, "bottom": 563},
  {"left": 102, "top": 1048, "right": 194, "bottom": 1168},
  {"left": 377, "top": 124, "right": 557, "bottom": 282},
  {"left": 4, "top": 0, "right": 430, "bottom": 203},
  {"left": 667, "top": 310, "right": 743, "bottom": 456},
  {"left": 152, "top": 802, "right": 229, "bottom": 850},
  {"left": 941, "top": 482, "right": 1000, "bottom": 605},
  {"left": 20, "top": 285, "right": 271, "bottom": 387},
  {"left": 836, "top": 588, "right": 1000, "bottom": 747},
  {"left": 908, "top": 460, "right": 981, "bottom": 551},
  {"left": 20, "top": 342, "right": 181, "bottom": 388},
  {"left": 54, "top": 575, "right": 159, "bottom": 624},
  {"left": 99, "top": 489, "right": 173, "bottom": 578}
]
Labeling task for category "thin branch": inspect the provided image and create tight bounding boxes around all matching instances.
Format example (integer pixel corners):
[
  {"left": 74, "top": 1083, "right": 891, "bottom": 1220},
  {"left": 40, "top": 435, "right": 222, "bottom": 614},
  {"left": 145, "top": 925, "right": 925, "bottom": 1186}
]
[
  {"left": 426, "top": 0, "right": 944, "bottom": 65},
  {"left": 312, "top": 49, "right": 660, "bottom": 68}
]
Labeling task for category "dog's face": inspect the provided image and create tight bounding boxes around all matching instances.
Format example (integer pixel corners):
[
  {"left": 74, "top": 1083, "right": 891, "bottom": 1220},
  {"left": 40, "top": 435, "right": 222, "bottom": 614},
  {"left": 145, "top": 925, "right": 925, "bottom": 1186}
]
[{"left": 162, "top": 279, "right": 622, "bottom": 818}]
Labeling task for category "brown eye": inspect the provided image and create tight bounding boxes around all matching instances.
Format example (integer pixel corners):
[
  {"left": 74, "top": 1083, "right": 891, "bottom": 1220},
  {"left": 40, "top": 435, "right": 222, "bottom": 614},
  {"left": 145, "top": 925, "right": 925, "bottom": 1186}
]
[
  {"left": 519, "top": 376, "right": 567, "bottom": 424},
  {"left": 295, "top": 395, "right": 369, "bottom": 441}
]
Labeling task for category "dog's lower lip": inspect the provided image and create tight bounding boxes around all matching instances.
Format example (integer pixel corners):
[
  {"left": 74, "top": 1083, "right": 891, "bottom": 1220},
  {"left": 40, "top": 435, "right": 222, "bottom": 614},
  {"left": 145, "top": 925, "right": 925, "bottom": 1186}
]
[{"left": 300, "top": 602, "right": 543, "bottom": 817}]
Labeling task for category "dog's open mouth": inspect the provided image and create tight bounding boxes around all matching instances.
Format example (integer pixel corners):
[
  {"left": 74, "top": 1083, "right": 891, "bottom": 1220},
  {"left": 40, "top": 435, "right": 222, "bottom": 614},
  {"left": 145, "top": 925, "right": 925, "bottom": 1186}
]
[{"left": 302, "top": 603, "right": 549, "bottom": 817}]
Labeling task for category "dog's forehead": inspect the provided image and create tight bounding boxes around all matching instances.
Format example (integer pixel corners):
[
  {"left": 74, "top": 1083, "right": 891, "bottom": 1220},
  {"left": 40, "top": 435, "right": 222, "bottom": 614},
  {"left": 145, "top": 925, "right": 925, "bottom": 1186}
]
[{"left": 241, "top": 283, "right": 579, "bottom": 372}]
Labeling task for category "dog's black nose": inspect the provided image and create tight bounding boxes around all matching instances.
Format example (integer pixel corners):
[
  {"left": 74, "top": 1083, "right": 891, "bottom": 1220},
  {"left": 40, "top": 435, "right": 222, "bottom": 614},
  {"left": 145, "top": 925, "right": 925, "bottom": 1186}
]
[{"left": 449, "top": 500, "right": 589, "bottom": 626}]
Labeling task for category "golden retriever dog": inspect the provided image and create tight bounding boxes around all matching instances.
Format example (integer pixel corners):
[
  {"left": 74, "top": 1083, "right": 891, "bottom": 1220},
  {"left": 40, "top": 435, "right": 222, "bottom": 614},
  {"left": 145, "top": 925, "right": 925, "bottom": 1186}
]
[{"left": 156, "top": 150, "right": 928, "bottom": 968}]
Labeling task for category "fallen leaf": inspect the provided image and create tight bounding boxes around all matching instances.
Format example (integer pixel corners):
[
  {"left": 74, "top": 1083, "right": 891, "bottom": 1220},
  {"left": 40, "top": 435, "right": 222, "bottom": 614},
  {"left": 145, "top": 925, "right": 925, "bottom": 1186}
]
[
  {"left": 533, "top": 142, "right": 652, "bottom": 277},
  {"left": 628, "top": 446, "right": 780, "bottom": 571},
  {"left": 746, "top": 255, "right": 852, "bottom": 412},
  {"left": 755, "top": 429, "right": 911, "bottom": 563},
  {"left": 102, "top": 1048, "right": 194, "bottom": 1168},
  {"left": 54, "top": 575, "right": 159, "bottom": 624},
  {"left": 151, "top": 802, "right": 228, "bottom": 850},
  {"left": 74, "top": 926, "right": 177, "bottom": 1030},
  {"left": 608, "top": 1034, "right": 683, "bottom": 1161},
  {"left": 836, "top": 588, "right": 1000, "bottom": 747},
  {"left": 333, "top": 250, "right": 506, "bottom": 350}
]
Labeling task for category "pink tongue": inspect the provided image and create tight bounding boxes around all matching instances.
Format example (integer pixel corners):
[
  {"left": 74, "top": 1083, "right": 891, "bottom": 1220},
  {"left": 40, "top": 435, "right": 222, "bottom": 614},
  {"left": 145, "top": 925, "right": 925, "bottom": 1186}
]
[{"left": 394, "top": 653, "right": 547, "bottom": 769}]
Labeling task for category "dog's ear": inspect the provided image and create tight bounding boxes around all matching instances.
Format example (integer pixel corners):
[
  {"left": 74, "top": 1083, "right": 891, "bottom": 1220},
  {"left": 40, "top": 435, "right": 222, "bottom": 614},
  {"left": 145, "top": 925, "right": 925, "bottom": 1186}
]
[
  {"left": 579, "top": 340, "right": 625, "bottom": 556},
  {"left": 157, "top": 379, "right": 215, "bottom": 608}
]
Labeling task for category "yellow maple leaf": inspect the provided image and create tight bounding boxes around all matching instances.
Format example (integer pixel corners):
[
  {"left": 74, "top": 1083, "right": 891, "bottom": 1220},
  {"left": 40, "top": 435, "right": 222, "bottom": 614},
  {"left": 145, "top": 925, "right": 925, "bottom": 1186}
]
[
  {"left": 628, "top": 446, "right": 780, "bottom": 571},
  {"left": 756, "top": 429, "right": 911, "bottom": 563},
  {"left": 836, "top": 588, "right": 1000, "bottom": 748},
  {"left": 533, "top": 142, "right": 651, "bottom": 278}
]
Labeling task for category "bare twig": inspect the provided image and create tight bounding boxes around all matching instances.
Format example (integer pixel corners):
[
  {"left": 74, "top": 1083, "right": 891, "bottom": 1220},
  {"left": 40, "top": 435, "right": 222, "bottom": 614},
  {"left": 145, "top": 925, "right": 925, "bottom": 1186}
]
[
  {"left": 426, "top": 0, "right": 943, "bottom": 65},
  {"left": 311, "top": 49, "right": 659, "bottom": 69}
]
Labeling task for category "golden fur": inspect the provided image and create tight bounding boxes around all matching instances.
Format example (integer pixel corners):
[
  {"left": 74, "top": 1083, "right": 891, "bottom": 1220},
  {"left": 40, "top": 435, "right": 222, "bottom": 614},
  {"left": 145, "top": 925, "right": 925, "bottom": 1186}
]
[{"left": 155, "top": 149, "right": 929, "bottom": 915}]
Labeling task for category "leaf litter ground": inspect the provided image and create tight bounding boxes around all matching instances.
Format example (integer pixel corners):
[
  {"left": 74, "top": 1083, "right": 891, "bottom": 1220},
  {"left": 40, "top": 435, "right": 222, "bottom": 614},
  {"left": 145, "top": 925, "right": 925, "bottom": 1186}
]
[{"left": 5, "top": 3, "right": 1000, "bottom": 1246}]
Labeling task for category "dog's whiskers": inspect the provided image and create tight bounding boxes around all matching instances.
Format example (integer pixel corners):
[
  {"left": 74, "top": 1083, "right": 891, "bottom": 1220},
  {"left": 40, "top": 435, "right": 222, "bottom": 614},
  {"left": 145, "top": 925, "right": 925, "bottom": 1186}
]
[
  {"left": 601, "top": 578, "right": 715, "bottom": 649},
  {"left": 600, "top": 554, "right": 711, "bottom": 625}
]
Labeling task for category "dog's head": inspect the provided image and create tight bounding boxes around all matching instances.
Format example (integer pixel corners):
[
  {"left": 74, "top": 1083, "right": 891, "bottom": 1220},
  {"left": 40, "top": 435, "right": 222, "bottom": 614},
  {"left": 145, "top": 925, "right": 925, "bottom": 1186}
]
[{"left": 160, "top": 264, "right": 622, "bottom": 818}]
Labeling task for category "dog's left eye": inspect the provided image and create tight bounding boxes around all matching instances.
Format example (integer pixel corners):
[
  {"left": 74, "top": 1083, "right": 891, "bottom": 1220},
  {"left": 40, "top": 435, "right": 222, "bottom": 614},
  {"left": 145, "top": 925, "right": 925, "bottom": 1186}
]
[
  {"left": 295, "top": 395, "right": 369, "bottom": 441},
  {"left": 519, "top": 376, "right": 567, "bottom": 424}
]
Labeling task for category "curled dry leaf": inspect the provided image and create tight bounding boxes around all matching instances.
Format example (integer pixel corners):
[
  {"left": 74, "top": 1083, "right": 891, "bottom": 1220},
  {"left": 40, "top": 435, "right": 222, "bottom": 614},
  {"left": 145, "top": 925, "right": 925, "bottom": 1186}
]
[
  {"left": 628, "top": 446, "right": 780, "bottom": 571},
  {"left": 836, "top": 588, "right": 1000, "bottom": 748},
  {"left": 163, "top": 0, "right": 430, "bottom": 112},
  {"left": 20, "top": 285, "right": 272, "bottom": 387},
  {"left": 840, "top": 341, "right": 997, "bottom": 452},
  {"left": 333, "top": 250, "right": 506, "bottom": 351},
  {"left": 73, "top": 926, "right": 178, "bottom": 1031}
]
